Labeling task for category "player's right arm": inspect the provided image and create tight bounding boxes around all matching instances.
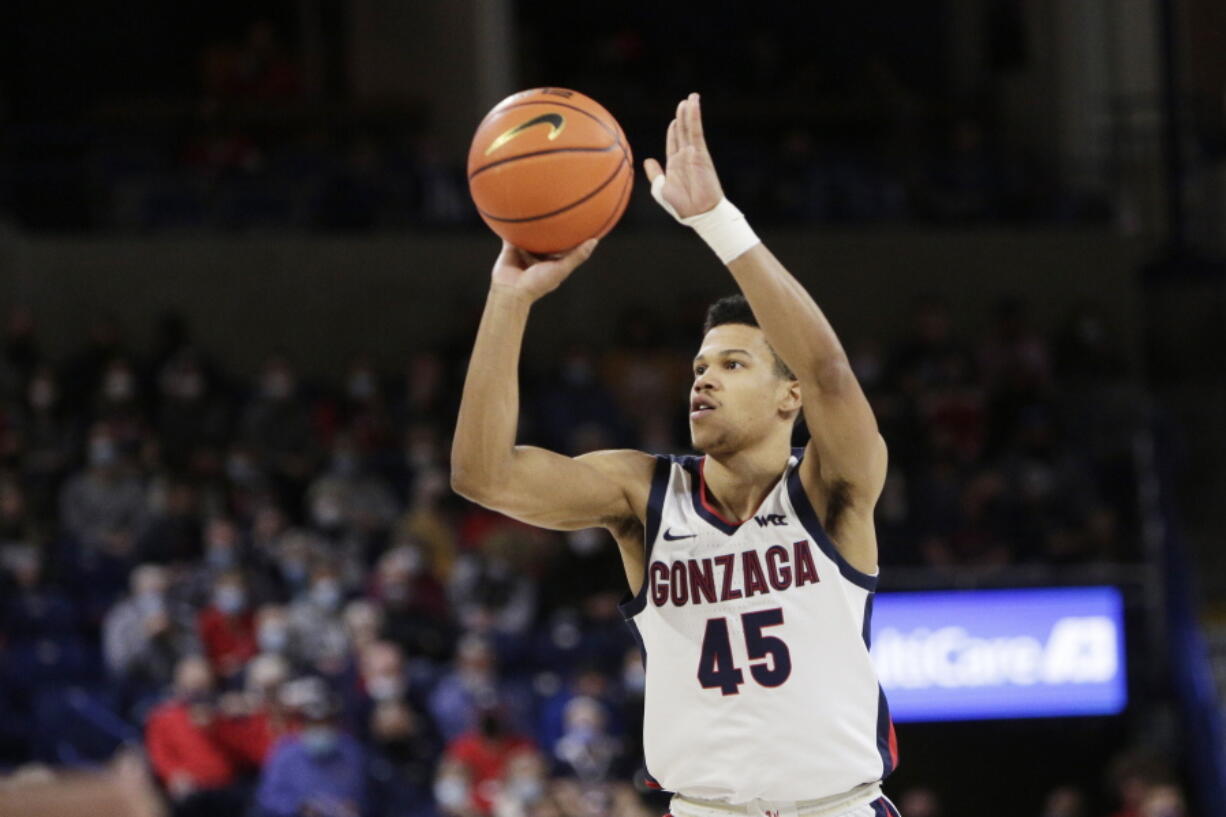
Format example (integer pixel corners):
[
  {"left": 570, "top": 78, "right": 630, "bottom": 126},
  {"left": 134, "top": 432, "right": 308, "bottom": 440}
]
[{"left": 450, "top": 240, "right": 654, "bottom": 532}]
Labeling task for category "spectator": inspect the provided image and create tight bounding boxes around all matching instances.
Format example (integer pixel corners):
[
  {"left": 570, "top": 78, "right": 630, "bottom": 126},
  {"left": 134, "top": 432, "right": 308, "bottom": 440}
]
[
  {"left": 254, "top": 603, "right": 297, "bottom": 663},
  {"left": 306, "top": 431, "right": 399, "bottom": 543},
  {"left": 213, "top": 652, "right": 291, "bottom": 768},
  {"left": 492, "top": 751, "right": 548, "bottom": 817},
  {"left": 241, "top": 355, "right": 317, "bottom": 502},
  {"left": 256, "top": 677, "right": 367, "bottom": 817},
  {"left": 440, "top": 706, "right": 536, "bottom": 817},
  {"left": 103, "top": 563, "right": 198, "bottom": 702},
  {"left": 367, "top": 699, "right": 441, "bottom": 817},
  {"left": 59, "top": 423, "right": 146, "bottom": 557},
  {"left": 551, "top": 696, "right": 622, "bottom": 783},
  {"left": 429, "top": 635, "right": 504, "bottom": 742},
  {"left": 287, "top": 562, "right": 351, "bottom": 674},
  {"left": 136, "top": 478, "right": 203, "bottom": 564},
  {"left": 156, "top": 351, "right": 230, "bottom": 469},
  {"left": 197, "top": 570, "right": 258, "bottom": 680},
  {"left": 145, "top": 656, "right": 247, "bottom": 817},
  {"left": 376, "top": 543, "right": 453, "bottom": 662},
  {"left": 16, "top": 365, "right": 77, "bottom": 519}
]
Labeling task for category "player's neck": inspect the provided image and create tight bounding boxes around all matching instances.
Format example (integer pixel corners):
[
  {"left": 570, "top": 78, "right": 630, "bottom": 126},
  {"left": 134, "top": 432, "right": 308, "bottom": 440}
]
[{"left": 702, "top": 441, "right": 791, "bottom": 524}]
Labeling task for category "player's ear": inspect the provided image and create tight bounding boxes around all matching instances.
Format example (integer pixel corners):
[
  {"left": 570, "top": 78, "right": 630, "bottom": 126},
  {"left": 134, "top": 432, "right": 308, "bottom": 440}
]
[{"left": 779, "top": 379, "right": 802, "bottom": 414}]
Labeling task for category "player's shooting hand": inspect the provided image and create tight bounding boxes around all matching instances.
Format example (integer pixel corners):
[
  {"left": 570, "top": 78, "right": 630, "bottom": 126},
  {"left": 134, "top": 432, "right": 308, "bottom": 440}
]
[
  {"left": 490, "top": 238, "right": 598, "bottom": 302},
  {"left": 644, "top": 93, "right": 724, "bottom": 219}
]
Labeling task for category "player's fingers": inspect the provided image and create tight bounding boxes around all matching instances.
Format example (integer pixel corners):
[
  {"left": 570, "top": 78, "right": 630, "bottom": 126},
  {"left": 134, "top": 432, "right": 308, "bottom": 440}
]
[
  {"left": 644, "top": 157, "right": 664, "bottom": 183},
  {"left": 555, "top": 238, "right": 599, "bottom": 273},
  {"left": 689, "top": 92, "right": 707, "bottom": 149},
  {"left": 666, "top": 119, "right": 678, "bottom": 158},
  {"left": 676, "top": 97, "right": 690, "bottom": 145},
  {"left": 497, "top": 240, "right": 522, "bottom": 268}
]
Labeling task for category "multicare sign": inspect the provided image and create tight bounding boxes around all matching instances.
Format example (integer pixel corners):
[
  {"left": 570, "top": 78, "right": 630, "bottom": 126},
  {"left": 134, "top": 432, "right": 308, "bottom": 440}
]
[{"left": 870, "top": 587, "right": 1127, "bottom": 722}]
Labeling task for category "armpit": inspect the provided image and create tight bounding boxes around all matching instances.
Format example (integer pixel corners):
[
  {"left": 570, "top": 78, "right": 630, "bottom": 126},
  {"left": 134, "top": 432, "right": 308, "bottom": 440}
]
[{"left": 823, "top": 478, "right": 853, "bottom": 539}]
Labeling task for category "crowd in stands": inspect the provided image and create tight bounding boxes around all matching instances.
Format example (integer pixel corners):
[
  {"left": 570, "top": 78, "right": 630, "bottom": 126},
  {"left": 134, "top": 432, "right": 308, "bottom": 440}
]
[{"left": 0, "top": 290, "right": 1153, "bottom": 816}]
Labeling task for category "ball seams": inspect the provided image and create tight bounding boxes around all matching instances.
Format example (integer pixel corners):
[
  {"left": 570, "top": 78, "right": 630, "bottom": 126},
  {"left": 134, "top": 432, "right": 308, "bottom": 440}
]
[
  {"left": 475, "top": 153, "right": 628, "bottom": 223},
  {"left": 467, "top": 145, "right": 619, "bottom": 182}
]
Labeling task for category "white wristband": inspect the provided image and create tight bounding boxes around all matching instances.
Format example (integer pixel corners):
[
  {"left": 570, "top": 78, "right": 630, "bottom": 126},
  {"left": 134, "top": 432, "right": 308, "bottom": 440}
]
[{"left": 651, "top": 175, "right": 760, "bottom": 264}]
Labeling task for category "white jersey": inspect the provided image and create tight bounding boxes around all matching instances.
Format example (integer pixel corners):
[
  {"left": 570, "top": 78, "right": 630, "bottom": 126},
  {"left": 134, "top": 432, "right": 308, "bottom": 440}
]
[{"left": 620, "top": 450, "right": 897, "bottom": 803}]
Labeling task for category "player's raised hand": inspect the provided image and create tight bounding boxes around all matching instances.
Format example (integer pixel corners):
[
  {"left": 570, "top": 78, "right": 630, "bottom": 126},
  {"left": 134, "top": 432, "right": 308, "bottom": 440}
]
[
  {"left": 644, "top": 93, "right": 725, "bottom": 219},
  {"left": 490, "top": 238, "right": 598, "bottom": 302}
]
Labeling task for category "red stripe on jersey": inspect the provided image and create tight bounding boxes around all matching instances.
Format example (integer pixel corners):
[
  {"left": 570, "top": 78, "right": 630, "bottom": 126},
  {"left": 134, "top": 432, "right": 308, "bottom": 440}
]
[
  {"left": 698, "top": 458, "right": 743, "bottom": 526},
  {"left": 888, "top": 720, "right": 900, "bottom": 768}
]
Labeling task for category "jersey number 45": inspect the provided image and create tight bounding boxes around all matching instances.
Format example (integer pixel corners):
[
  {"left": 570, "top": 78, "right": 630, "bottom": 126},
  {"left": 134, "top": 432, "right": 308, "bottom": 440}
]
[{"left": 698, "top": 608, "right": 792, "bottom": 695}]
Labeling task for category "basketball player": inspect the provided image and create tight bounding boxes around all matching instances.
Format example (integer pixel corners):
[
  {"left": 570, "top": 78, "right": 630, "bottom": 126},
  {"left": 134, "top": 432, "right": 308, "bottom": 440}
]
[{"left": 451, "top": 93, "right": 901, "bottom": 817}]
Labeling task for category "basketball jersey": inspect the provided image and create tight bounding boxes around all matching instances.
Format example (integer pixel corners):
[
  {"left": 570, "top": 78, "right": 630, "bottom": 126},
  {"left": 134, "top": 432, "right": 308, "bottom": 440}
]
[{"left": 620, "top": 450, "right": 898, "bottom": 803}]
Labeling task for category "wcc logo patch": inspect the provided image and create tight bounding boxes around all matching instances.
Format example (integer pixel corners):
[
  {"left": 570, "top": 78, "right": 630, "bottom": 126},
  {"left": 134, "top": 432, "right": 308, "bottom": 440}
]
[{"left": 755, "top": 513, "right": 787, "bottom": 528}]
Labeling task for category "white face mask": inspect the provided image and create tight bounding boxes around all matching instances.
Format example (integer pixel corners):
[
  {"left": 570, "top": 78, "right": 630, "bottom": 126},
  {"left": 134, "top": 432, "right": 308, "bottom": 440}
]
[
  {"left": 214, "top": 585, "right": 246, "bottom": 615},
  {"left": 311, "top": 580, "right": 342, "bottom": 611},
  {"left": 258, "top": 622, "right": 289, "bottom": 653},
  {"left": 366, "top": 675, "right": 405, "bottom": 702},
  {"left": 433, "top": 777, "right": 470, "bottom": 810}
]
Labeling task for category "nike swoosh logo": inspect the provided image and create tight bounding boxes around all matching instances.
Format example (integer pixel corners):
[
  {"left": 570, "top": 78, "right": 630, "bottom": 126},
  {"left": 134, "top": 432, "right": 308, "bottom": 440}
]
[
  {"left": 662, "top": 529, "right": 696, "bottom": 541},
  {"left": 484, "top": 113, "right": 567, "bottom": 156}
]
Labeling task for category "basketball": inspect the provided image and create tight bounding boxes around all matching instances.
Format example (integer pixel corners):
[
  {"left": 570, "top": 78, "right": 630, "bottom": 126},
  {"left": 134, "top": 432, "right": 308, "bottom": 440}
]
[{"left": 467, "top": 88, "right": 633, "bottom": 255}]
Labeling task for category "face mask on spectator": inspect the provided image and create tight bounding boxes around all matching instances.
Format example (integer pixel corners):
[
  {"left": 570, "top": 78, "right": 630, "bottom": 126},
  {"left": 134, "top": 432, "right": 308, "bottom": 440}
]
[
  {"left": 207, "top": 547, "right": 236, "bottom": 570},
  {"left": 311, "top": 580, "right": 342, "bottom": 611},
  {"left": 506, "top": 776, "right": 543, "bottom": 803},
  {"left": 90, "top": 438, "right": 118, "bottom": 468},
  {"left": 215, "top": 585, "right": 246, "bottom": 615},
  {"left": 259, "top": 621, "right": 289, "bottom": 653},
  {"left": 433, "top": 776, "right": 470, "bottom": 810},
  {"left": 280, "top": 558, "right": 308, "bottom": 587},
  {"left": 367, "top": 675, "right": 404, "bottom": 702},
  {"left": 313, "top": 496, "right": 344, "bottom": 528},
  {"left": 136, "top": 590, "right": 165, "bottom": 617},
  {"left": 301, "top": 725, "right": 339, "bottom": 756}
]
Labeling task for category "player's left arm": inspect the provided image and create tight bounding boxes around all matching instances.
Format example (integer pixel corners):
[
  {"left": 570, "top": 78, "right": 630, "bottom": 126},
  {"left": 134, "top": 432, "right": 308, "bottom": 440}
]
[{"left": 646, "top": 93, "right": 886, "bottom": 574}]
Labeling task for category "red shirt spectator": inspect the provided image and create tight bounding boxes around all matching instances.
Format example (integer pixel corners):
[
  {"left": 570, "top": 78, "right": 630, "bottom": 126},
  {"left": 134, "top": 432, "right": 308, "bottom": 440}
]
[
  {"left": 215, "top": 708, "right": 282, "bottom": 767},
  {"left": 443, "top": 726, "right": 534, "bottom": 815},
  {"left": 197, "top": 604, "right": 258, "bottom": 678},
  {"left": 145, "top": 700, "right": 238, "bottom": 790}
]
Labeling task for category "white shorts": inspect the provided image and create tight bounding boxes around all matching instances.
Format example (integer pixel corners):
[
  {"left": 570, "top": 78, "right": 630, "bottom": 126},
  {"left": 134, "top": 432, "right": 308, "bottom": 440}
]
[{"left": 669, "top": 783, "right": 899, "bottom": 817}]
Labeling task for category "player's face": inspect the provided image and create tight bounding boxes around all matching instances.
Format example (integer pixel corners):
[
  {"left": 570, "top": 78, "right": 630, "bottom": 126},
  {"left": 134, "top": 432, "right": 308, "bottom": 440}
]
[{"left": 689, "top": 324, "right": 797, "bottom": 454}]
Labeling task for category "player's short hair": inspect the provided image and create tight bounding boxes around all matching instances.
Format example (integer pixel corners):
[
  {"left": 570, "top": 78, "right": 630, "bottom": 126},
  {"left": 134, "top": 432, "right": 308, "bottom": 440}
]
[{"left": 703, "top": 295, "right": 796, "bottom": 380}]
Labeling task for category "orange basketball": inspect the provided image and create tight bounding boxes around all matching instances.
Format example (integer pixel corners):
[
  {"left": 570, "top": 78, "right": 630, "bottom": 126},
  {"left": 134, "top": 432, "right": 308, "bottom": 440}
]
[{"left": 467, "top": 88, "right": 633, "bottom": 255}]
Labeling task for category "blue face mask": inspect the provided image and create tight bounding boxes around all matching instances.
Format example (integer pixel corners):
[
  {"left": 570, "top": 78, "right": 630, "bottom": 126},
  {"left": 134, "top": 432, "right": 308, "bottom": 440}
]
[
  {"left": 214, "top": 585, "right": 246, "bottom": 615},
  {"left": 301, "top": 725, "right": 339, "bottom": 756},
  {"left": 311, "top": 581, "right": 342, "bottom": 611}
]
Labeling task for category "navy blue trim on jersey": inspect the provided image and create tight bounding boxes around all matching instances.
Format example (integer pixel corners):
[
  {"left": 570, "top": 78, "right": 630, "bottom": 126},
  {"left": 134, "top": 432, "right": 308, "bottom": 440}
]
[
  {"left": 785, "top": 447, "right": 879, "bottom": 592},
  {"left": 619, "top": 455, "right": 674, "bottom": 619},
  {"left": 864, "top": 590, "right": 898, "bottom": 780},
  {"left": 624, "top": 617, "right": 648, "bottom": 666},
  {"left": 870, "top": 797, "right": 900, "bottom": 817},
  {"left": 862, "top": 592, "right": 875, "bottom": 647},
  {"left": 876, "top": 685, "right": 897, "bottom": 779}
]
